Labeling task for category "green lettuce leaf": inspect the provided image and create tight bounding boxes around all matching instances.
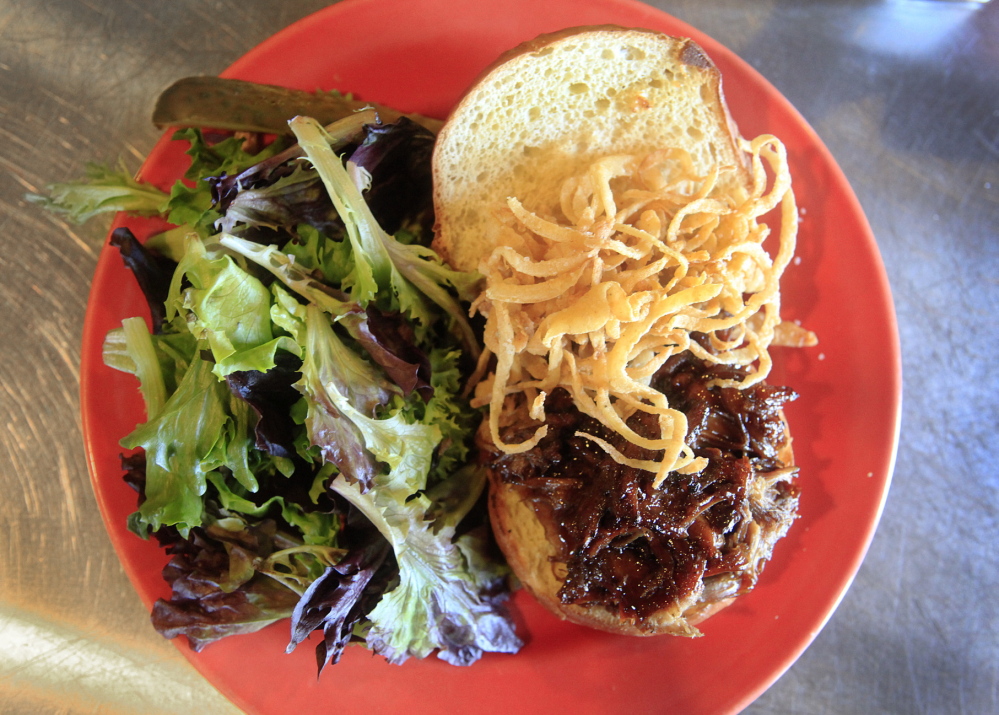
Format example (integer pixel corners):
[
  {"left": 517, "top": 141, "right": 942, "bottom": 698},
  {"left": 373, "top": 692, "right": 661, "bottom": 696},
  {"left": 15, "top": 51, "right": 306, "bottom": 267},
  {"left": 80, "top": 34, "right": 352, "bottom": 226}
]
[
  {"left": 284, "top": 223, "right": 354, "bottom": 287},
  {"left": 218, "top": 233, "right": 358, "bottom": 318},
  {"left": 399, "top": 348, "right": 476, "bottom": 487},
  {"left": 331, "top": 476, "right": 520, "bottom": 665},
  {"left": 26, "top": 161, "right": 170, "bottom": 224},
  {"left": 167, "top": 233, "right": 299, "bottom": 376},
  {"left": 318, "top": 352, "right": 515, "bottom": 665},
  {"left": 25, "top": 129, "right": 282, "bottom": 228},
  {"left": 121, "top": 355, "right": 257, "bottom": 536},
  {"left": 324, "top": 381, "right": 441, "bottom": 498},
  {"left": 294, "top": 304, "right": 396, "bottom": 489},
  {"left": 102, "top": 322, "right": 196, "bottom": 399},
  {"left": 56, "top": 113, "right": 521, "bottom": 668}
]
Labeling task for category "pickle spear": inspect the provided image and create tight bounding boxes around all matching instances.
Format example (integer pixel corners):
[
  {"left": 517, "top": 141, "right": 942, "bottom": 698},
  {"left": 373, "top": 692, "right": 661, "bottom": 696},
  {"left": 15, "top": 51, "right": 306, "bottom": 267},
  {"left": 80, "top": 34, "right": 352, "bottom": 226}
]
[{"left": 152, "top": 76, "right": 443, "bottom": 134}]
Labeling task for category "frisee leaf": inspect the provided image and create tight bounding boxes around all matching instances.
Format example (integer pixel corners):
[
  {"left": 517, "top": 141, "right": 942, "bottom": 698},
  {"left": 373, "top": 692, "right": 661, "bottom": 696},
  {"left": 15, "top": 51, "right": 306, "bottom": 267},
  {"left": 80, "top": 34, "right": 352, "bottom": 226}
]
[{"left": 26, "top": 161, "right": 170, "bottom": 224}]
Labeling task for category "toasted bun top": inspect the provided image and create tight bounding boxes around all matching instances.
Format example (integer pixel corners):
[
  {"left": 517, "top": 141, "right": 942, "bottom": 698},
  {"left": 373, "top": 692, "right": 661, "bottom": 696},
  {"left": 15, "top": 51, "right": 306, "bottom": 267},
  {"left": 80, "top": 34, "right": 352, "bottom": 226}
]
[{"left": 432, "top": 26, "right": 749, "bottom": 272}]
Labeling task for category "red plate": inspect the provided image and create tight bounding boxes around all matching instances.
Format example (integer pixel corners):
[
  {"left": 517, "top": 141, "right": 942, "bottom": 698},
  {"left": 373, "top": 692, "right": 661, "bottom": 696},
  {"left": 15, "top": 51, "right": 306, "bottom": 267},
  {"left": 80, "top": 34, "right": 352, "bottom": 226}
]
[{"left": 80, "top": 0, "right": 901, "bottom": 712}]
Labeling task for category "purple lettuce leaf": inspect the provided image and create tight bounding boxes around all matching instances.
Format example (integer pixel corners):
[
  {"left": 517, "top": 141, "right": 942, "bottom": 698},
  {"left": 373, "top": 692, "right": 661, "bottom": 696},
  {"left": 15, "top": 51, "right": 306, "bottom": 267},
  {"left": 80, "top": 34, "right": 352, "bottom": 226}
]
[
  {"left": 110, "top": 227, "right": 177, "bottom": 333},
  {"left": 355, "top": 306, "right": 433, "bottom": 399},
  {"left": 225, "top": 351, "right": 303, "bottom": 460},
  {"left": 286, "top": 517, "right": 392, "bottom": 673},
  {"left": 215, "top": 164, "right": 344, "bottom": 241},
  {"left": 348, "top": 117, "right": 435, "bottom": 236},
  {"left": 150, "top": 519, "right": 302, "bottom": 651}
]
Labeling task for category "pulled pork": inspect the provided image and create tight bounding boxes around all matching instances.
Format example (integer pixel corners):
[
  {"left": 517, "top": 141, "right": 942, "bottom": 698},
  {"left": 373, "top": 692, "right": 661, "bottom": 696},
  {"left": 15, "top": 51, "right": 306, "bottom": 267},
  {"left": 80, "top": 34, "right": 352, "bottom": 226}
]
[{"left": 488, "top": 352, "right": 799, "bottom": 624}]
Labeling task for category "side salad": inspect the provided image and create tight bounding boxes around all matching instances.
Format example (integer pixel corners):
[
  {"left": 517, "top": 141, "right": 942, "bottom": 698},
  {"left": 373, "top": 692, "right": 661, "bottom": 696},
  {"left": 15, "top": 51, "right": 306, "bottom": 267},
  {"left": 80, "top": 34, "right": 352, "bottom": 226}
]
[{"left": 34, "top": 109, "right": 521, "bottom": 670}]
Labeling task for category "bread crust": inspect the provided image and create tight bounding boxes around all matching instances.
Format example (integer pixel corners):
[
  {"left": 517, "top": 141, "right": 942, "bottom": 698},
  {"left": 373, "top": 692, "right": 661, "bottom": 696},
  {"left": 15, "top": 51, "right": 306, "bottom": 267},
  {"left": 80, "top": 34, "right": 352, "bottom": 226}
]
[{"left": 486, "top": 421, "right": 796, "bottom": 636}]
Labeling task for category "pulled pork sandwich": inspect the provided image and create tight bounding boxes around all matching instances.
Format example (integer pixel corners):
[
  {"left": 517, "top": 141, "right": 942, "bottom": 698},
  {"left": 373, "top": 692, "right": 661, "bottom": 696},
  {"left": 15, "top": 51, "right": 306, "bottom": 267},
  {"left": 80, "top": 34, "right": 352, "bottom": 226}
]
[{"left": 431, "top": 26, "right": 816, "bottom": 636}]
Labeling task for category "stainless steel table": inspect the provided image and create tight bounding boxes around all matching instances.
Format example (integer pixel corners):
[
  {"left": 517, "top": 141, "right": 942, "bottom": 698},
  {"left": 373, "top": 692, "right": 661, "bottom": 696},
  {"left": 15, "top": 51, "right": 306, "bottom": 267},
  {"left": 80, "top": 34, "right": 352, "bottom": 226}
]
[{"left": 1, "top": 1, "right": 995, "bottom": 713}]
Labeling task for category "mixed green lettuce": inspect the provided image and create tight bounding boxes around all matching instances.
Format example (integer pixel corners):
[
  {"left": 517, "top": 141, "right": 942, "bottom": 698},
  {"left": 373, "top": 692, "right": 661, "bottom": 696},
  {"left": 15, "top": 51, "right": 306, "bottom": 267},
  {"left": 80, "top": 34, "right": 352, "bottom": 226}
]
[{"left": 41, "top": 114, "right": 520, "bottom": 670}]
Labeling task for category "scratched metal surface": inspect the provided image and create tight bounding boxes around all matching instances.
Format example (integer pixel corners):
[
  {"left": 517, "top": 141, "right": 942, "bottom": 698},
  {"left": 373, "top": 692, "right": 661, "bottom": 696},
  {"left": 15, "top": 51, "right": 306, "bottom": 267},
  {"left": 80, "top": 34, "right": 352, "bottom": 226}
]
[{"left": 0, "top": 1, "right": 995, "bottom": 713}]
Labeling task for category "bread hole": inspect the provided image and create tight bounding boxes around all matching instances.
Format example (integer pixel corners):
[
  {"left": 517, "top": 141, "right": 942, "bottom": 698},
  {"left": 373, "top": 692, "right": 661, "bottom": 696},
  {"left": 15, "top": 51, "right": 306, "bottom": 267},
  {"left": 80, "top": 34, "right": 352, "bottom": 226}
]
[
  {"left": 522, "top": 145, "right": 540, "bottom": 157},
  {"left": 607, "top": 87, "right": 618, "bottom": 97},
  {"left": 595, "top": 98, "right": 610, "bottom": 112},
  {"left": 569, "top": 82, "right": 589, "bottom": 95},
  {"left": 687, "top": 125, "right": 703, "bottom": 140},
  {"left": 577, "top": 141, "right": 589, "bottom": 153},
  {"left": 601, "top": 49, "right": 614, "bottom": 60},
  {"left": 529, "top": 106, "right": 541, "bottom": 120},
  {"left": 476, "top": 171, "right": 488, "bottom": 183},
  {"left": 650, "top": 78, "right": 665, "bottom": 90},
  {"left": 623, "top": 45, "right": 646, "bottom": 61},
  {"left": 699, "top": 82, "right": 712, "bottom": 104}
]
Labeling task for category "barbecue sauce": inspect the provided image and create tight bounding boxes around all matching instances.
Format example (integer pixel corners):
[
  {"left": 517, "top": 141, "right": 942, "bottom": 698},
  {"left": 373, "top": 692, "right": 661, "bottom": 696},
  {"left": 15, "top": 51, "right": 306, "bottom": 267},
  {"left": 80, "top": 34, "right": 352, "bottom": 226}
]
[{"left": 490, "top": 353, "right": 799, "bottom": 620}]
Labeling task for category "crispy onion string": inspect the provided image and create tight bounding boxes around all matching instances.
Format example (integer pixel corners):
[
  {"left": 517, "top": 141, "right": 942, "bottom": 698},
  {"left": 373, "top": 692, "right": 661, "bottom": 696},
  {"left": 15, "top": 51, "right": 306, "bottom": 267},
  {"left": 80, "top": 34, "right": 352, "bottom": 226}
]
[{"left": 473, "top": 135, "right": 806, "bottom": 487}]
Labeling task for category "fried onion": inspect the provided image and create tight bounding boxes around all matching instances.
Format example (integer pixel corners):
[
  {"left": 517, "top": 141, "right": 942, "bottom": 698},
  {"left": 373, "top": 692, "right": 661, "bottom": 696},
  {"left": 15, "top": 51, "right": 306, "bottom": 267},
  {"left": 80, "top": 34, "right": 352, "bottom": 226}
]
[{"left": 473, "top": 135, "right": 813, "bottom": 487}]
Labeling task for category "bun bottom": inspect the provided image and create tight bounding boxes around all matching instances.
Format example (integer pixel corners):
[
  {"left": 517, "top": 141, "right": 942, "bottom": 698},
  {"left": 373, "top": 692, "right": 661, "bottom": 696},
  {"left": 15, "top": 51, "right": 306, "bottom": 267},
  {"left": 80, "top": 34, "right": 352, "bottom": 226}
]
[{"left": 487, "top": 418, "right": 796, "bottom": 637}]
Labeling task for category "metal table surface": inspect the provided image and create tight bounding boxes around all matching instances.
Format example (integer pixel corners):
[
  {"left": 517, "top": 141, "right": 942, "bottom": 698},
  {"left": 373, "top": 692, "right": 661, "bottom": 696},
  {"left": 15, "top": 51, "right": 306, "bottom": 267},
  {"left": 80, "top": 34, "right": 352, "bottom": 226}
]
[{"left": 0, "top": 1, "right": 995, "bottom": 713}]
